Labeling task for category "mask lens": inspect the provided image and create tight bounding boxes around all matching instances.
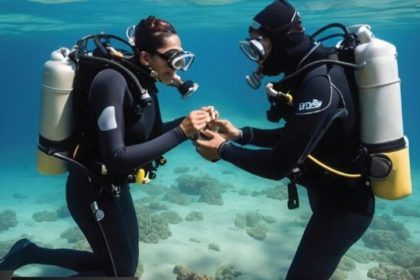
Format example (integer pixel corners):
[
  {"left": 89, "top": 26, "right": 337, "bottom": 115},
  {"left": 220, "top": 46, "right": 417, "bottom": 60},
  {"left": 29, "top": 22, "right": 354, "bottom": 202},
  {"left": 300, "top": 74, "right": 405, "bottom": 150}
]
[
  {"left": 239, "top": 39, "right": 265, "bottom": 61},
  {"left": 170, "top": 51, "right": 195, "bottom": 71}
]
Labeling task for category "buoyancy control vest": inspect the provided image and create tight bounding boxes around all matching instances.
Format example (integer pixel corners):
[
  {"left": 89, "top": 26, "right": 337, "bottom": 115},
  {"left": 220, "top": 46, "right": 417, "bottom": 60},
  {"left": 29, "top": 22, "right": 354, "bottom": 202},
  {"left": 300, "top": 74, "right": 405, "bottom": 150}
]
[{"left": 268, "top": 23, "right": 412, "bottom": 200}]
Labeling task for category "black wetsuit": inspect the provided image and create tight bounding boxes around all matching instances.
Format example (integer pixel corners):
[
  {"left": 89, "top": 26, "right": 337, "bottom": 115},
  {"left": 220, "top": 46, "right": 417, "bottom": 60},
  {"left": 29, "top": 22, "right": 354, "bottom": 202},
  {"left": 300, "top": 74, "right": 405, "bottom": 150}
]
[
  {"left": 18, "top": 68, "right": 187, "bottom": 276},
  {"left": 220, "top": 60, "right": 374, "bottom": 279}
]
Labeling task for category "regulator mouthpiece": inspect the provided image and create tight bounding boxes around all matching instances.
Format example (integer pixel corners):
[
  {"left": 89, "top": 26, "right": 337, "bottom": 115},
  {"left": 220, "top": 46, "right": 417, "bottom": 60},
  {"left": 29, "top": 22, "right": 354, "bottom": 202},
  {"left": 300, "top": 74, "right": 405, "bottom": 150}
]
[
  {"left": 178, "top": 80, "right": 199, "bottom": 98},
  {"left": 246, "top": 71, "right": 264, "bottom": 89}
]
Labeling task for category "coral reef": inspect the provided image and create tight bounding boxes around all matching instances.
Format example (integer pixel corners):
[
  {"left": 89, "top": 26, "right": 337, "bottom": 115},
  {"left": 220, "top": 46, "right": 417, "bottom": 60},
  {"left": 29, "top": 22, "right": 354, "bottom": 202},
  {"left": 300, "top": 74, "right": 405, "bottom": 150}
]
[
  {"left": 56, "top": 205, "right": 71, "bottom": 219},
  {"left": 362, "top": 214, "right": 412, "bottom": 251},
  {"left": 160, "top": 210, "right": 183, "bottom": 224},
  {"left": 246, "top": 224, "right": 268, "bottom": 241},
  {"left": 234, "top": 211, "right": 274, "bottom": 241},
  {"left": 174, "top": 166, "right": 190, "bottom": 174},
  {"left": 32, "top": 210, "right": 58, "bottom": 222},
  {"left": 136, "top": 206, "right": 172, "bottom": 243},
  {"left": 173, "top": 265, "right": 245, "bottom": 280},
  {"left": 148, "top": 201, "right": 168, "bottom": 211},
  {"left": 392, "top": 206, "right": 420, "bottom": 218},
  {"left": 141, "top": 184, "right": 167, "bottom": 197},
  {"left": 367, "top": 263, "right": 414, "bottom": 280},
  {"left": 0, "top": 209, "right": 18, "bottom": 232},
  {"left": 162, "top": 189, "right": 192, "bottom": 206},
  {"left": 251, "top": 184, "right": 288, "bottom": 201},
  {"left": 173, "top": 265, "right": 213, "bottom": 280},
  {"left": 175, "top": 174, "right": 235, "bottom": 205},
  {"left": 215, "top": 265, "right": 245, "bottom": 279},
  {"left": 60, "top": 226, "right": 84, "bottom": 243},
  {"left": 185, "top": 211, "right": 204, "bottom": 222},
  {"left": 12, "top": 193, "right": 28, "bottom": 199},
  {"left": 208, "top": 243, "right": 220, "bottom": 252}
]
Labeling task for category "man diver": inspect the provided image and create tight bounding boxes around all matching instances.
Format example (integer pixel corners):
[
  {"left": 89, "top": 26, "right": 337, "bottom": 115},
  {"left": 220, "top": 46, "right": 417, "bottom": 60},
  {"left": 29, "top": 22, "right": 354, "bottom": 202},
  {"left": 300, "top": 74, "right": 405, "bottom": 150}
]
[{"left": 195, "top": 0, "right": 374, "bottom": 279}]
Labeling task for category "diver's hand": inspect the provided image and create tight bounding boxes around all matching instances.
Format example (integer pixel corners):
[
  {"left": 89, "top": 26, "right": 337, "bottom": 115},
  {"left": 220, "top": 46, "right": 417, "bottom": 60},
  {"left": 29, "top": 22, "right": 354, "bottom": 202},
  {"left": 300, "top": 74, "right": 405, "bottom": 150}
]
[
  {"left": 194, "top": 129, "right": 227, "bottom": 162},
  {"left": 180, "top": 110, "right": 212, "bottom": 139},
  {"left": 208, "top": 119, "right": 241, "bottom": 140},
  {"left": 201, "top": 105, "right": 219, "bottom": 121}
]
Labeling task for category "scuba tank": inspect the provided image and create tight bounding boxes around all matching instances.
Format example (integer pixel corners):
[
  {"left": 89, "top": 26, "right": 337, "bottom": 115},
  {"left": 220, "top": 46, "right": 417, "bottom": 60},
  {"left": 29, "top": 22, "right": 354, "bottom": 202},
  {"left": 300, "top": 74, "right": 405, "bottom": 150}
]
[
  {"left": 263, "top": 23, "right": 412, "bottom": 200},
  {"left": 352, "top": 25, "right": 411, "bottom": 199},
  {"left": 37, "top": 48, "right": 75, "bottom": 175}
]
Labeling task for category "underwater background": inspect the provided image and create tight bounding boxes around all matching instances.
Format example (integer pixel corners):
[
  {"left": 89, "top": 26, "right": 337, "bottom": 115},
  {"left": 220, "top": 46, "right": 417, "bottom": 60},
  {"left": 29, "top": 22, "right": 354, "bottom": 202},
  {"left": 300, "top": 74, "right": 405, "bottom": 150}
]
[{"left": 0, "top": 0, "right": 419, "bottom": 279}]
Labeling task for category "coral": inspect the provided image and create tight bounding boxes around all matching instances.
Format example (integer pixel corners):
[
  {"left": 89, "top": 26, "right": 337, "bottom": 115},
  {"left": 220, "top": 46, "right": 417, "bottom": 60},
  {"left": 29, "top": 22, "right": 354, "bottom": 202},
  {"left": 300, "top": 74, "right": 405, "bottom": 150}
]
[
  {"left": 238, "top": 189, "right": 249, "bottom": 196},
  {"left": 173, "top": 265, "right": 245, "bottom": 280},
  {"left": 137, "top": 210, "right": 171, "bottom": 243},
  {"left": 370, "top": 215, "right": 410, "bottom": 240},
  {"left": 215, "top": 265, "right": 245, "bottom": 280},
  {"left": 56, "top": 205, "right": 71, "bottom": 219},
  {"left": 60, "top": 226, "right": 84, "bottom": 243},
  {"left": 330, "top": 269, "right": 348, "bottom": 280},
  {"left": 32, "top": 210, "right": 58, "bottom": 222},
  {"left": 262, "top": 215, "right": 277, "bottom": 224},
  {"left": 148, "top": 201, "right": 168, "bottom": 211},
  {"left": 234, "top": 211, "right": 271, "bottom": 241},
  {"left": 12, "top": 193, "right": 27, "bottom": 199},
  {"left": 185, "top": 211, "right": 204, "bottom": 222},
  {"left": 162, "top": 189, "right": 192, "bottom": 206},
  {"left": 367, "top": 263, "right": 414, "bottom": 280},
  {"left": 245, "top": 212, "right": 260, "bottom": 227},
  {"left": 234, "top": 214, "right": 247, "bottom": 229},
  {"left": 337, "top": 256, "right": 356, "bottom": 272},
  {"left": 198, "top": 185, "right": 223, "bottom": 205},
  {"left": 408, "top": 267, "right": 420, "bottom": 279},
  {"left": 160, "top": 210, "right": 183, "bottom": 224},
  {"left": 190, "top": 238, "right": 200, "bottom": 243},
  {"left": 175, "top": 174, "right": 234, "bottom": 205},
  {"left": 250, "top": 184, "right": 288, "bottom": 201},
  {"left": 362, "top": 230, "right": 413, "bottom": 251},
  {"left": 136, "top": 261, "right": 144, "bottom": 279},
  {"left": 73, "top": 239, "right": 91, "bottom": 251},
  {"left": 208, "top": 243, "right": 220, "bottom": 252},
  {"left": 392, "top": 206, "right": 420, "bottom": 218},
  {"left": 141, "top": 184, "right": 167, "bottom": 196},
  {"left": 246, "top": 223, "right": 268, "bottom": 241},
  {"left": 0, "top": 209, "right": 18, "bottom": 232},
  {"left": 362, "top": 214, "right": 415, "bottom": 252},
  {"left": 173, "top": 265, "right": 214, "bottom": 280},
  {"left": 346, "top": 249, "right": 375, "bottom": 264},
  {"left": 174, "top": 166, "right": 190, "bottom": 174}
]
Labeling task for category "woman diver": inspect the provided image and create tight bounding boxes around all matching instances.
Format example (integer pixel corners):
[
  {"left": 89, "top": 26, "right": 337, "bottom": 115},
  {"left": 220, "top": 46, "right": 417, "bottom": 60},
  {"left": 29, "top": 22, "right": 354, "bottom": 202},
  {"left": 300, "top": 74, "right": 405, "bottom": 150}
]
[{"left": 0, "top": 16, "right": 216, "bottom": 277}]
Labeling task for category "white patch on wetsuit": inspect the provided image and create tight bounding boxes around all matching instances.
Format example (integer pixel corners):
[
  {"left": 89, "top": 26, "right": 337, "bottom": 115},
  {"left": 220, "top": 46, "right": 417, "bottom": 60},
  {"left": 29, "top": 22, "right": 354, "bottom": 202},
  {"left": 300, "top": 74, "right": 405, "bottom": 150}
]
[{"left": 98, "top": 106, "right": 117, "bottom": 131}]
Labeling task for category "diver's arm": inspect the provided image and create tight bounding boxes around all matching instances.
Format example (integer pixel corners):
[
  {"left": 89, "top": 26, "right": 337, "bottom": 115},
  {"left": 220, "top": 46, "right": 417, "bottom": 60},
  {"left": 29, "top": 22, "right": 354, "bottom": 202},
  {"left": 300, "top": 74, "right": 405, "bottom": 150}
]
[
  {"left": 220, "top": 75, "right": 334, "bottom": 180},
  {"left": 235, "top": 126, "right": 285, "bottom": 148},
  {"left": 90, "top": 69, "right": 188, "bottom": 175},
  {"left": 162, "top": 117, "right": 185, "bottom": 132},
  {"left": 219, "top": 125, "right": 311, "bottom": 180}
]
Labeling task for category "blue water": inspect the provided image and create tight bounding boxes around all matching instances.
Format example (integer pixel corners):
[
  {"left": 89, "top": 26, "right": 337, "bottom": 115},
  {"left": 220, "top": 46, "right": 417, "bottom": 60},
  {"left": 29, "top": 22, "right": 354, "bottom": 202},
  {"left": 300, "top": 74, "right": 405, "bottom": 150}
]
[{"left": 0, "top": 1, "right": 420, "bottom": 279}]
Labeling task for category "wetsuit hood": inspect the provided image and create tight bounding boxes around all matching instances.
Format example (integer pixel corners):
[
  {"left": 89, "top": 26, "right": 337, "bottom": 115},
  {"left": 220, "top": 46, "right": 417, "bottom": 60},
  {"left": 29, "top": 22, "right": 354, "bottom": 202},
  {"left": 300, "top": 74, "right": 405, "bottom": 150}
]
[{"left": 251, "top": 0, "right": 312, "bottom": 76}]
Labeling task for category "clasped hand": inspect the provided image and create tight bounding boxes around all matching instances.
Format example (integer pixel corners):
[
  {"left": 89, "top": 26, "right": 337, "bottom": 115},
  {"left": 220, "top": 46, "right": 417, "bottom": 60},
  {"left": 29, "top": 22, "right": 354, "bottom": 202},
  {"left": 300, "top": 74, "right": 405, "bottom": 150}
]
[{"left": 195, "top": 118, "right": 241, "bottom": 162}]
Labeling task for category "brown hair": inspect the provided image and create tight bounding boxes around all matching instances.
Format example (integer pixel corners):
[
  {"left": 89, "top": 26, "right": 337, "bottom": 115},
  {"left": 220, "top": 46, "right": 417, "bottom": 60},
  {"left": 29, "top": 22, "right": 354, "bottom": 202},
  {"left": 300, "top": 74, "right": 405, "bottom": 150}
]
[{"left": 134, "top": 16, "right": 177, "bottom": 52}]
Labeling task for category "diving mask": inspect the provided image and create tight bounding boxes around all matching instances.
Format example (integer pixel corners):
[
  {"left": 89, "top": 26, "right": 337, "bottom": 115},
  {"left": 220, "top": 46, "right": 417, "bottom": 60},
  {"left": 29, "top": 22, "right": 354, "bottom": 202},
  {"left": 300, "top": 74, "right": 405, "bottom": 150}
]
[
  {"left": 239, "top": 37, "right": 265, "bottom": 62},
  {"left": 154, "top": 49, "right": 195, "bottom": 71},
  {"left": 126, "top": 24, "right": 136, "bottom": 46}
]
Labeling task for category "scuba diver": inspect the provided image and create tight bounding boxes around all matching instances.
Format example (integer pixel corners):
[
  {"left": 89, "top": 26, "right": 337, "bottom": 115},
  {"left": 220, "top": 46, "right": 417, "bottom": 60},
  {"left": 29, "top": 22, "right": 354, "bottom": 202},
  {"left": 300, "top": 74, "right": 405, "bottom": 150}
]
[
  {"left": 0, "top": 16, "right": 216, "bottom": 277},
  {"left": 195, "top": 0, "right": 375, "bottom": 279}
]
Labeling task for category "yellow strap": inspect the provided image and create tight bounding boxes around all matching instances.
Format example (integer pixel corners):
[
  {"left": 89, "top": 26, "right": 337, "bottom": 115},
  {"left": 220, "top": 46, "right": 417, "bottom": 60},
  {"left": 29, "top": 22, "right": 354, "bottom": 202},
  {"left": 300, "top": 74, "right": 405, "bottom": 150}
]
[{"left": 307, "top": 155, "right": 362, "bottom": 179}]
